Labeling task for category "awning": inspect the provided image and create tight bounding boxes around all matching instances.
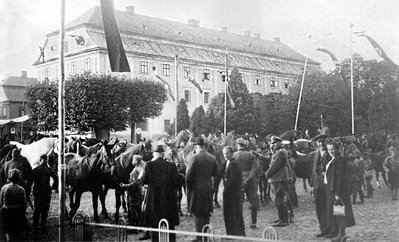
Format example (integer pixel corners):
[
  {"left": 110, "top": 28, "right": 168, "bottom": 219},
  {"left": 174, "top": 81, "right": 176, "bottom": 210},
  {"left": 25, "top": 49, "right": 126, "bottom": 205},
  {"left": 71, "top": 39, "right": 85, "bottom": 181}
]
[{"left": 0, "top": 115, "right": 29, "bottom": 126}]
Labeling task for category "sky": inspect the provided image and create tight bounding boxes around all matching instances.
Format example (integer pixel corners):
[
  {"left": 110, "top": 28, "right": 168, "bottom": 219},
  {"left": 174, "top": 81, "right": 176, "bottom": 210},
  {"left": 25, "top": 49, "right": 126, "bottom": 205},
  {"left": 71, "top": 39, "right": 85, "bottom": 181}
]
[{"left": 1, "top": 0, "right": 399, "bottom": 78}]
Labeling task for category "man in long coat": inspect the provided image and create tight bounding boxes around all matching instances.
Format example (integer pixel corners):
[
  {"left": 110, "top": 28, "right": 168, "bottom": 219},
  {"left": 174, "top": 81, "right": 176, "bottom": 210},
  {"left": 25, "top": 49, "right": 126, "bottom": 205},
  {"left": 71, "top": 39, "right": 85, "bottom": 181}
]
[
  {"left": 265, "top": 136, "right": 289, "bottom": 227},
  {"left": 186, "top": 137, "right": 217, "bottom": 242},
  {"left": 141, "top": 145, "right": 184, "bottom": 242},
  {"left": 310, "top": 134, "right": 331, "bottom": 237}
]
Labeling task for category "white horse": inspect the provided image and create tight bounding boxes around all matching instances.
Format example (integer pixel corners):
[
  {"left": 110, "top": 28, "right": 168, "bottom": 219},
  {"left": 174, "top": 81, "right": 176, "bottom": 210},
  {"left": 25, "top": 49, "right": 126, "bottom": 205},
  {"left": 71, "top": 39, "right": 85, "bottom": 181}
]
[{"left": 10, "top": 137, "right": 57, "bottom": 168}]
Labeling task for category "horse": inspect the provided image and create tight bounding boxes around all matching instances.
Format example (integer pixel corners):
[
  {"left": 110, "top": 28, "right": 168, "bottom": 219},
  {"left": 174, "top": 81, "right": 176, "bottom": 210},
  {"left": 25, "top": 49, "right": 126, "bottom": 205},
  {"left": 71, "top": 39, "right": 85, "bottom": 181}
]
[
  {"left": 10, "top": 137, "right": 57, "bottom": 168},
  {"left": 367, "top": 151, "right": 389, "bottom": 188},
  {"left": 65, "top": 142, "right": 108, "bottom": 223},
  {"left": 99, "top": 140, "right": 153, "bottom": 222}
]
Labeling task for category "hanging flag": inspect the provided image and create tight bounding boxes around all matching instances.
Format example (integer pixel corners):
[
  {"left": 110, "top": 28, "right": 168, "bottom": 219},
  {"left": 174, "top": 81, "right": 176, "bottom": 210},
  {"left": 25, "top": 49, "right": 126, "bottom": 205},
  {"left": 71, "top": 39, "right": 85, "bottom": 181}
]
[
  {"left": 226, "top": 84, "right": 236, "bottom": 108},
  {"left": 225, "top": 50, "right": 236, "bottom": 108},
  {"left": 69, "top": 35, "right": 86, "bottom": 45},
  {"left": 356, "top": 33, "right": 399, "bottom": 68},
  {"left": 316, "top": 48, "right": 346, "bottom": 82},
  {"left": 100, "top": 0, "right": 130, "bottom": 72},
  {"left": 155, "top": 75, "right": 175, "bottom": 101},
  {"left": 183, "top": 67, "right": 203, "bottom": 94}
]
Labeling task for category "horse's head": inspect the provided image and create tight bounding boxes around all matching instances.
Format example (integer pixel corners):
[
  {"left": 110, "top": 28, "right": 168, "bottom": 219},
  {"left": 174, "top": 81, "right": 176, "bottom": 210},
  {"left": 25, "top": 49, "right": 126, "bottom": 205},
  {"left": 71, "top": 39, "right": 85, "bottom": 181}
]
[
  {"left": 85, "top": 143, "right": 104, "bottom": 170},
  {"left": 0, "top": 144, "right": 18, "bottom": 167},
  {"left": 140, "top": 140, "right": 153, "bottom": 161}
]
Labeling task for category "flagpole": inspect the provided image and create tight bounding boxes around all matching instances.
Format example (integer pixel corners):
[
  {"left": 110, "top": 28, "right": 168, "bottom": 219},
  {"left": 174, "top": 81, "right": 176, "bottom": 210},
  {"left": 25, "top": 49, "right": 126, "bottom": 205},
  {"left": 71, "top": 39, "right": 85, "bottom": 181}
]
[
  {"left": 350, "top": 24, "right": 355, "bottom": 135},
  {"left": 58, "top": 0, "right": 66, "bottom": 240},
  {"left": 294, "top": 35, "right": 311, "bottom": 132},
  {"left": 174, "top": 55, "right": 179, "bottom": 136},
  {"left": 224, "top": 47, "right": 228, "bottom": 136}
]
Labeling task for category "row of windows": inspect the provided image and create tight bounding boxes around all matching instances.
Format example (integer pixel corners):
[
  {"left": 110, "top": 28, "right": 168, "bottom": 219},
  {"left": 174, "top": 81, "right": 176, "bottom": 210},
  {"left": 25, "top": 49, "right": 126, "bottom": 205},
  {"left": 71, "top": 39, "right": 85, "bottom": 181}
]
[
  {"left": 182, "top": 90, "right": 210, "bottom": 104},
  {"left": 140, "top": 61, "right": 290, "bottom": 88},
  {"left": 42, "top": 58, "right": 93, "bottom": 79}
]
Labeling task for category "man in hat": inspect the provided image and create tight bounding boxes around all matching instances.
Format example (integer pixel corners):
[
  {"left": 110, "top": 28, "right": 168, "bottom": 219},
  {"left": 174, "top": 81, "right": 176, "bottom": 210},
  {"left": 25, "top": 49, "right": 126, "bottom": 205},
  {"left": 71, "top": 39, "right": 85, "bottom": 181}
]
[
  {"left": 233, "top": 137, "right": 259, "bottom": 229},
  {"left": 140, "top": 145, "right": 184, "bottom": 241},
  {"left": 310, "top": 133, "right": 332, "bottom": 238},
  {"left": 186, "top": 137, "right": 217, "bottom": 242},
  {"left": 265, "top": 136, "right": 289, "bottom": 227},
  {"left": 32, "top": 154, "right": 57, "bottom": 234}
]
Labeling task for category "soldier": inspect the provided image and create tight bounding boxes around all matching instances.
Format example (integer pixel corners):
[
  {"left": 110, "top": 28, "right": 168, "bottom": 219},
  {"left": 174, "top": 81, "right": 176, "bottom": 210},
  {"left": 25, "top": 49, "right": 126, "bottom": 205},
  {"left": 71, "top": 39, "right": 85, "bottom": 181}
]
[
  {"left": 353, "top": 151, "right": 365, "bottom": 204},
  {"left": 32, "top": 154, "right": 57, "bottom": 234},
  {"left": 265, "top": 136, "right": 289, "bottom": 227},
  {"left": 233, "top": 138, "right": 259, "bottom": 229}
]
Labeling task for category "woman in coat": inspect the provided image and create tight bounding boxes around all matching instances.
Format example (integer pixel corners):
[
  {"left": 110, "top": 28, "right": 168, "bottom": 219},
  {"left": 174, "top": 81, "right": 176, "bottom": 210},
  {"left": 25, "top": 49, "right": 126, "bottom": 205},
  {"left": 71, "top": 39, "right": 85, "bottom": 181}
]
[{"left": 326, "top": 141, "right": 355, "bottom": 242}]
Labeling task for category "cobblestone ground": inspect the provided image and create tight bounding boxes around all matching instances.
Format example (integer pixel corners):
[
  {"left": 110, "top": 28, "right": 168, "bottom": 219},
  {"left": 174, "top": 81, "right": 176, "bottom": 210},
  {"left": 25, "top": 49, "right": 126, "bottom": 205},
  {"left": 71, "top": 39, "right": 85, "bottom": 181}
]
[{"left": 26, "top": 177, "right": 398, "bottom": 241}]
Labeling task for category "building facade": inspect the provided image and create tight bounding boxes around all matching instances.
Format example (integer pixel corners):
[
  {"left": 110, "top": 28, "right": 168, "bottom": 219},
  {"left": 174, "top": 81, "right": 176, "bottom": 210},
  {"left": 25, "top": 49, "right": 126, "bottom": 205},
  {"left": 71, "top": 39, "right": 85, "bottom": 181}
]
[
  {"left": 34, "top": 6, "right": 321, "bottom": 136},
  {"left": 0, "top": 71, "right": 36, "bottom": 141}
]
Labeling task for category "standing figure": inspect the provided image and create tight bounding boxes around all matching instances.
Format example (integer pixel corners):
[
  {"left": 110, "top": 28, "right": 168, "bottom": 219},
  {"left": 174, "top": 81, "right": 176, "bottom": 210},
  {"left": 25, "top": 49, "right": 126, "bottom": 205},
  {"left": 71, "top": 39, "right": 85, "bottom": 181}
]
[
  {"left": 141, "top": 145, "right": 184, "bottom": 242},
  {"left": 352, "top": 152, "right": 364, "bottom": 204},
  {"left": 32, "top": 155, "right": 57, "bottom": 234},
  {"left": 347, "top": 154, "right": 361, "bottom": 205},
  {"left": 265, "top": 136, "right": 289, "bottom": 227},
  {"left": 310, "top": 134, "right": 331, "bottom": 238},
  {"left": 233, "top": 138, "right": 259, "bottom": 229},
  {"left": 383, "top": 146, "right": 399, "bottom": 200},
  {"left": 0, "top": 169, "right": 27, "bottom": 241},
  {"left": 325, "top": 141, "right": 355, "bottom": 242},
  {"left": 121, "top": 155, "right": 145, "bottom": 233},
  {"left": 222, "top": 146, "right": 245, "bottom": 236},
  {"left": 363, "top": 154, "right": 374, "bottom": 198},
  {"left": 186, "top": 137, "right": 217, "bottom": 242}
]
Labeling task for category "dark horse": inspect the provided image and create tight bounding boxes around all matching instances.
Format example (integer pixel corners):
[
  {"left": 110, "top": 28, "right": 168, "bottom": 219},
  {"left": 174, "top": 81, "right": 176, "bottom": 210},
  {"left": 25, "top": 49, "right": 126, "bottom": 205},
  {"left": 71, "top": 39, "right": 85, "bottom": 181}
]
[
  {"left": 99, "top": 140, "right": 153, "bottom": 222},
  {"left": 65, "top": 143, "right": 108, "bottom": 223}
]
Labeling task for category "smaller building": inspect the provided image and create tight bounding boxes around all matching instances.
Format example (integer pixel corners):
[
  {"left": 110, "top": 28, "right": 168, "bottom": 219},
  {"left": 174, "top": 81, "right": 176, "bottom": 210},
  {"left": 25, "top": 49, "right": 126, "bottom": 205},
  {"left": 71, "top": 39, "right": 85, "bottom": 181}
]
[{"left": 0, "top": 71, "right": 37, "bottom": 142}]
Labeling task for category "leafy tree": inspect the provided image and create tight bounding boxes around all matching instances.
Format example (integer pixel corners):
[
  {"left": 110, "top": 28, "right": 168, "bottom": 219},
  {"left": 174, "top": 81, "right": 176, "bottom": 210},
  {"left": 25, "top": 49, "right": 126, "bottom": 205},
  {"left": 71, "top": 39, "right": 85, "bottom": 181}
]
[
  {"left": 177, "top": 98, "right": 190, "bottom": 132},
  {"left": 205, "top": 68, "right": 257, "bottom": 134},
  {"left": 26, "top": 78, "right": 58, "bottom": 131},
  {"left": 190, "top": 105, "right": 206, "bottom": 136}
]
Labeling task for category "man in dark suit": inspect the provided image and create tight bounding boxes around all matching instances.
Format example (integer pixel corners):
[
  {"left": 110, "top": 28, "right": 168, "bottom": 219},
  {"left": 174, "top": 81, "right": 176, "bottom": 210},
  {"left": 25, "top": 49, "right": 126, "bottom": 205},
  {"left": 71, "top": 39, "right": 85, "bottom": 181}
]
[
  {"left": 141, "top": 145, "right": 184, "bottom": 242},
  {"left": 233, "top": 138, "right": 259, "bottom": 229},
  {"left": 186, "top": 137, "right": 217, "bottom": 242},
  {"left": 310, "top": 134, "right": 331, "bottom": 238},
  {"left": 265, "top": 136, "right": 289, "bottom": 227},
  {"left": 222, "top": 146, "right": 245, "bottom": 236}
]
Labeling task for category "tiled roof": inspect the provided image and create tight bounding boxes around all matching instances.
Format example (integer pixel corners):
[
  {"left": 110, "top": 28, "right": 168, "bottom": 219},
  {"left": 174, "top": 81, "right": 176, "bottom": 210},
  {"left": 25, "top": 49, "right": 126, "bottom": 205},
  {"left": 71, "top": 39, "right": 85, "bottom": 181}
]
[
  {"left": 52, "top": 6, "right": 319, "bottom": 67},
  {"left": 0, "top": 76, "right": 37, "bottom": 102}
]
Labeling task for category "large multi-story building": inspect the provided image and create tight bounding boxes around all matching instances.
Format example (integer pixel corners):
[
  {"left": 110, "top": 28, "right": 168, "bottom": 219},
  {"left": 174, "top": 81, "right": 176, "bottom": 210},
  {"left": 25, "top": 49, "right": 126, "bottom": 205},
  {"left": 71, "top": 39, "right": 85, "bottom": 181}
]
[{"left": 34, "top": 6, "right": 320, "bottom": 136}]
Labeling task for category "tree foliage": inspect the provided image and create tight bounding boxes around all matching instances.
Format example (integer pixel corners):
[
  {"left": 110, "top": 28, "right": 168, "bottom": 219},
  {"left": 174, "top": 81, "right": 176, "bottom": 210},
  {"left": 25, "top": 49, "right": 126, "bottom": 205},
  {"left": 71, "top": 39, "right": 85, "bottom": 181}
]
[
  {"left": 177, "top": 98, "right": 190, "bottom": 132},
  {"left": 190, "top": 105, "right": 206, "bottom": 136},
  {"left": 26, "top": 72, "right": 167, "bottom": 135}
]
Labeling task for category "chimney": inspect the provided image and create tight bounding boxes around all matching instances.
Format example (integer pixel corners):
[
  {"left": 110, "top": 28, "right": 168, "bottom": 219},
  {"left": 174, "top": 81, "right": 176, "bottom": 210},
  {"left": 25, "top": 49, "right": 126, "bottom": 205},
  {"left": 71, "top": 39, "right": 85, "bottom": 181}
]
[
  {"left": 274, "top": 37, "right": 280, "bottom": 43},
  {"left": 244, "top": 31, "right": 251, "bottom": 37},
  {"left": 126, "top": 6, "right": 135, "bottom": 15},
  {"left": 21, "top": 71, "right": 27, "bottom": 78},
  {"left": 188, "top": 19, "right": 200, "bottom": 27},
  {"left": 222, "top": 27, "right": 228, "bottom": 32},
  {"left": 254, "top": 33, "right": 261, "bottom": 39}
]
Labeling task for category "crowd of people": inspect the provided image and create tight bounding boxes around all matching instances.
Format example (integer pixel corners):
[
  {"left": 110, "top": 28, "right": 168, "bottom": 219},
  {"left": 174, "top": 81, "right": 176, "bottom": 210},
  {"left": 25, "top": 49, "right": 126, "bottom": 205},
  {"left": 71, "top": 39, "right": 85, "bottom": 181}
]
[{"left": 0, "top": 130, "right": 398, "bottom": 241}]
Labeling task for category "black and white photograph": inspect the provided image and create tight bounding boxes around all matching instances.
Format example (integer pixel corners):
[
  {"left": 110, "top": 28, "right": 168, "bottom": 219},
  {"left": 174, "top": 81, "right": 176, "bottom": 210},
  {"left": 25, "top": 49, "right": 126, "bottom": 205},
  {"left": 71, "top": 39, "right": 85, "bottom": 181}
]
[{"left": 0, "top": 0, "right": 398, "bottom": 241}]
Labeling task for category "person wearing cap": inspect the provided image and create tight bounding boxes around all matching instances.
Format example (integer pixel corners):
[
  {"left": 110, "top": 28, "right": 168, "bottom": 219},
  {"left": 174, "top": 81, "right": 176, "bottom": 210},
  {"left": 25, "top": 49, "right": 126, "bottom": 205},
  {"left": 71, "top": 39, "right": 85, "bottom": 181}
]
[
  {"left": 120, "top": 155, "right": 145, "bottom": 232},
  {"left": 0, "top": 148, "right": 32, "bottom": 207},
  {"left": 32, "top": 154, "right": 57, "bottom": 234},
  {"left": 233, "top": 137, "right": 259, "bottom": 229},
  {"left": 140, "top": 145, "right": 184, "bottom": 241},
  {"left": 309, "top": 133, "right": 332, "bottom": 237},
  {"left": 265, "top": 136, "right": 289, "bottom": 227},
  {"left": 222, "top": 146, "right": 245, "bottom": 236},
  {"left": 186, "top": 137, "right": 217, "bottom": 242},
  {"left": 0, "top": 169, "right": 27, "bottom": 241}
]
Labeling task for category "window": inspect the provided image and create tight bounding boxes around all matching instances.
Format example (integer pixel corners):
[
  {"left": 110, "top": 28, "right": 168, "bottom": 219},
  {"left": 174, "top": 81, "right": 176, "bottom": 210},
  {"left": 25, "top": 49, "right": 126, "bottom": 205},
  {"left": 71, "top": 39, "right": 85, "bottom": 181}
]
[
  {"left": 184, "top": 67, "right": 190, "bottom": 78},
  {"left": 255, "top": 75, "right": 260, "bottom": 85},
  {"left": 85, "top": 58, "right": 91, "bottom": 71},
  {"left": 203, "top": 69, "right": 210, "bottom": 80},
  {"left": 2, "top": 107, "right": 6, "bottom": 117},
  {"left": 184, "top": 90, "right": 191, "bottom": 103},
  {"left": 204, "top": 92, "right": 210, "bottom": 104},
  {"left": 239, "top": 73, "right": 244, "bottom": 81},
  {"left": 71, "top": 61, "right": 76, "bottom": 74},
  {"left": 141, "top": 61, "right": 148, "bottom": 74},
  {"left": 44, "top": 68, "right": 49, "bottom": 78},
  {"left": 164, "top": 119, "right": 171, "bottom": 132},
  {"left": 220, "top": 71, "right": 226, "bottom": 82},
  {"left": 163, "top": 64, "right": 170, "bottom": 76},
  {"left": 270, "top": 77, "right": 277, "bottom": 87},
  {"left": 284, "top": 79, "right": 289, "bottom": 89}
]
